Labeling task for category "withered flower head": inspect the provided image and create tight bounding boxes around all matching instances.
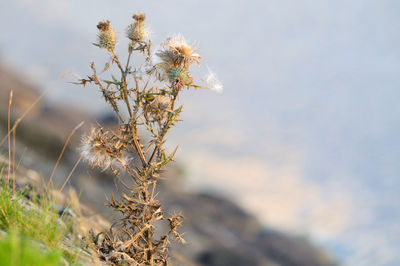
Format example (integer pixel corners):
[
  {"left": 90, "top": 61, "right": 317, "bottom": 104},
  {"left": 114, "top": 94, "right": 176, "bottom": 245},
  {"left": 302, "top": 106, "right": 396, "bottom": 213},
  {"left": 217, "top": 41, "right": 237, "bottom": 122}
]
[
  {"left": 97, "top": 20, "right": 111, "bottom": 31},
  {"left": 155, "top": 34, "right": 201, "bottom": 72},
  {"left": 126, "top": 12, "right": 149, "bottom": 43},
  {"left": 133, "top": 12, "right": 146, "bottom": 22},
  {"left": 79, "top": 127, "right": 129, "bottom": 171},
  {"left": 95, "top": 20, "right": 116, "bottom": 52},
  {"left": 149, "top": 95, "right": 171, "bottom": 120}
]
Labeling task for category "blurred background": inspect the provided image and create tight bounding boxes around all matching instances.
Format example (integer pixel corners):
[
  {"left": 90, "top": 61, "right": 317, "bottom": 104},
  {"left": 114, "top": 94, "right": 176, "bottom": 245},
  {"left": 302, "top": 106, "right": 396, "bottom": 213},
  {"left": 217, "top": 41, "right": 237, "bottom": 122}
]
[{"left": 0, "top": 0, "right": 400, "bottom": 265}]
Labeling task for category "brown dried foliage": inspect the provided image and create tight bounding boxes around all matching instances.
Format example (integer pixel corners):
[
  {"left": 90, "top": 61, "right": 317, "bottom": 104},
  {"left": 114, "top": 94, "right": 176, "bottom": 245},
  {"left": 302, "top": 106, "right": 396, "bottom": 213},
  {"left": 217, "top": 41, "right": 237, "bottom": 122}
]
[{"left": 78, "top": 12, "right": 207, "bottom": 265}]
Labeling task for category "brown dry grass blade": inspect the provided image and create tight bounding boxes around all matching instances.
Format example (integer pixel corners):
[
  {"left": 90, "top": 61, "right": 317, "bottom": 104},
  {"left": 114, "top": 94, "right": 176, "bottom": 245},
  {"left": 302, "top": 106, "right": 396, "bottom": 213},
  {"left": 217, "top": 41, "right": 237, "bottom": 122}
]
[{"left": 47, "top": 121, "right": 85, "bottom": 187}]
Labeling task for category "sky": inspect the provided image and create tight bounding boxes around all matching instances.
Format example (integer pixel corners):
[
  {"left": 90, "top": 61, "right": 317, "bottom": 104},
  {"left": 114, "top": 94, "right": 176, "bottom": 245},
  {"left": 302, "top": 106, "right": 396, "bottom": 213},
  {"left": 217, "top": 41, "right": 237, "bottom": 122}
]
[{"left": 1, "top": 0, "right": 400, "bottom": 265}]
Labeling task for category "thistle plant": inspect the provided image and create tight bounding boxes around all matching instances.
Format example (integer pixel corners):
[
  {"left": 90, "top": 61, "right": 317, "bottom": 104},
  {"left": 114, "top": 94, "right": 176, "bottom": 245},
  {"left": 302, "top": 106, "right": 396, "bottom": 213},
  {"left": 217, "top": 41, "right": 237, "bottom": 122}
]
[{"left": 77, "top": 13, "right": 222, "bottom": 265}]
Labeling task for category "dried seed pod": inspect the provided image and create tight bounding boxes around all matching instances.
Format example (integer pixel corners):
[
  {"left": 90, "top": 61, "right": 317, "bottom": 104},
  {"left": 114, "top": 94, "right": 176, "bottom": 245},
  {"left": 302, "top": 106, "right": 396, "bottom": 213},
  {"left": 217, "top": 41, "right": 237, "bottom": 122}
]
[
  {"left": 95, "top": 20, "right": 116, "bottom": 52},
  {"left": 126, "top": 12, "right": 149, "bottom": 43},
  {"left": 148, "top": 95, "right": 171, "bottom": 120},
  {"left": 155, "top": 34, "right": 201, "bottom": 83},
  {"left": 79, "top": 127, "right": 129, "bottom": 170}
]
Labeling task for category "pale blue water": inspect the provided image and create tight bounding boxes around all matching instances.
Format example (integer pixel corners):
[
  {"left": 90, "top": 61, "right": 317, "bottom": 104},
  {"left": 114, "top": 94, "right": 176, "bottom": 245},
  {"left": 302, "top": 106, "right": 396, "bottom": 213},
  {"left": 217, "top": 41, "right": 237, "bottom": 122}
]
[{"left": 1, "top": 1, "right": 400, "bottom": 265}]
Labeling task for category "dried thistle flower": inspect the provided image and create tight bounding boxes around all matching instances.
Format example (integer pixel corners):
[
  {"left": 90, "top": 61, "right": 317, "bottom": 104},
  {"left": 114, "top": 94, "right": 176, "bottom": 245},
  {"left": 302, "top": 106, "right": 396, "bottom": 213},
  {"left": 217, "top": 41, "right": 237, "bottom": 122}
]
[
  {"left": 126, "top": 12, "right": 149, "bottom": 43},
  {"left": 79, "top": 127, "right": 129, "bottom": 171},
  {"left": 156, "top": 34, "right": 201, "bottom": 72},
  {"left": 148, "top": 95, "right": 171, "bottom": 120},
  {"left": 133, "top": 12, "right": 146, "bottom": 22},
  {"left": 95, "top": 20, "right": 116, "bottom": 52},
  {"left": 79, "top": 12, "right": 218, "bottom": 265}
]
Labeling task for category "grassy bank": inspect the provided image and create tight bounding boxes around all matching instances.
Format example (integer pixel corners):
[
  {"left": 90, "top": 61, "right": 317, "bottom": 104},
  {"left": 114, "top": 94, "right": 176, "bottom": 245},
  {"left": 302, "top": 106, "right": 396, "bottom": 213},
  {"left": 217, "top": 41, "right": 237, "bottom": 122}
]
[{"left": 0, "top": 163, "right": 85, "bottom": 265}]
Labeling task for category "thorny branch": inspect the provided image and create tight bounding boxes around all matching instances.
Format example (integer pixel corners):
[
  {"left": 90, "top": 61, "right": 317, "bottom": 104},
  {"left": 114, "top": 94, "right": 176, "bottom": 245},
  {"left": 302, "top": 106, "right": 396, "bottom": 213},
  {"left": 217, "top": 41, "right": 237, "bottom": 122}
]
[{"left": 78, "top": 12, "right": 221, "bottom": 265}]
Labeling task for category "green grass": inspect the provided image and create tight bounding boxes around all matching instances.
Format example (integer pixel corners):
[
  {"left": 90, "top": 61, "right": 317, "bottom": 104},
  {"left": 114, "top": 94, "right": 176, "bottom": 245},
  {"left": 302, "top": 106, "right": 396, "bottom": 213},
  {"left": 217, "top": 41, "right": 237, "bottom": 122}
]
[
  {"left": 0, "top": 231, "right": 64, "bottom": 266},
  {"left": 0, "top": 184, "right": 67, "bottom": 249},
  {"left": 0, "top": 177, "right": 81, "bottom": 265}
]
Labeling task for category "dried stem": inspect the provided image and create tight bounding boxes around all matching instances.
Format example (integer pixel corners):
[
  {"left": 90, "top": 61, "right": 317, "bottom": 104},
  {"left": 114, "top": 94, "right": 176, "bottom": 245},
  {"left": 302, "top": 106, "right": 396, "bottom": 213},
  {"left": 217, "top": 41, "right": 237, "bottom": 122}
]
[
  {"left": 90, "top": 62, "right": 124, "bottom": 123},
  {"left": 48, "top": 121, "right": 84, "bottom": 187},
  {"left": 78, "top": 13, "right": 212, "bottom": 265},
  {"left": 112, "top": 51, "right": 133, "bottom": 119},
  {"left": 12, "top": 127, "right": 16, "bottom": 194},
  {"left": 7, "top": 91, "right": 13, "bottom": 184},
  {"left": 60, "top": 155, "right": 82, "bottom": 193}
]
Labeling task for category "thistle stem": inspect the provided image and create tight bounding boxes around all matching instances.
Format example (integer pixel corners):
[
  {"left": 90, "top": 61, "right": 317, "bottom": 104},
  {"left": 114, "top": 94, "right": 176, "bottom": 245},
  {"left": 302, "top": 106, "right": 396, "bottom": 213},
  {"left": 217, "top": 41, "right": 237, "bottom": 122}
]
[
  {"left": 112, "top": 52, "right": 134, "bottom": 119},
  {"left": 112, "top": 52, "right": 148, "bottom": 167},
  {"left": 90, "top": 63, "right": 124, "bottom": 123}
]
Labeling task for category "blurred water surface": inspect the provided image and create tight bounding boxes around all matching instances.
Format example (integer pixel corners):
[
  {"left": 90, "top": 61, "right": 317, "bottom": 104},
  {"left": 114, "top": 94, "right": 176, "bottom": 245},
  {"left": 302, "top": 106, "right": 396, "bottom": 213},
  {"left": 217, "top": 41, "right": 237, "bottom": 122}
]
[{"left": 1, "top": 0, "right": 400, "bottom": 265}]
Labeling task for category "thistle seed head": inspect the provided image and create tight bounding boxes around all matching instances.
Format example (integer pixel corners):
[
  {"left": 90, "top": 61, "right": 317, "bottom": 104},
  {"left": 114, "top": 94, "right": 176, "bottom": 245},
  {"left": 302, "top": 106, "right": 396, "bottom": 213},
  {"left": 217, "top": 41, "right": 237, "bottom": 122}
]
[
  {"left": 167, "top": 35, "right": 201, "bottom": 64},
  {"left": 155, "top": 34, "right": 201, "bottom": 73},
  {"left": 149, "top": 95, "right": 171, "bottom": 120},
  {"left": 133, "top": 12, "right": 146, "bottom": 22},
  {"left": 79, "top": 127, "right": 129, "bottom": 171},
  {"left": 126, "top": 22, "right": 149, "bottom": 43},
  {"left": 126, "top": 12, "right": 149, "bottom": 43},
  {"left": 176, "top": 43, "right": 194, "bottom": 57},
  {"left": 96, "top": 20, "right": 116, "bottom": 52},
  {"left": 97, "top": 20, "right": 111, "bottom": 31}
]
